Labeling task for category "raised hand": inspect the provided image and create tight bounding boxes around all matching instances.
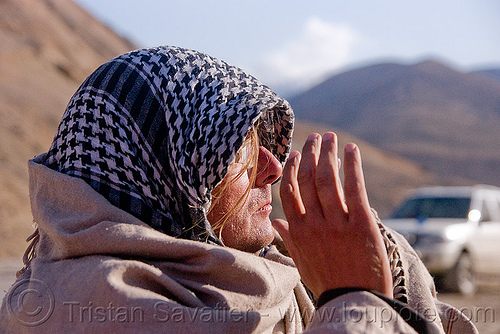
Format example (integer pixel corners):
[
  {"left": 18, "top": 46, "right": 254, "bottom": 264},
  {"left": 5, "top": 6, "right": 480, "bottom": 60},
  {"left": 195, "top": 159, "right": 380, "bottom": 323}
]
[{"left": 272, "top": 132, "right": 393, "bottom": 298}]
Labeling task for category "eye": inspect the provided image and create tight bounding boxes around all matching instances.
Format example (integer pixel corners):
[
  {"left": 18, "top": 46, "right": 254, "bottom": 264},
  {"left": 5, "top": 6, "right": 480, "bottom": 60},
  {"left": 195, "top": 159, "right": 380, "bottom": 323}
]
[
  {"left": 235, "top": 142, "right": 256, "bottom": 168},
  {"left": 236, "top": 144, "right": 250, "bottom": 163}
]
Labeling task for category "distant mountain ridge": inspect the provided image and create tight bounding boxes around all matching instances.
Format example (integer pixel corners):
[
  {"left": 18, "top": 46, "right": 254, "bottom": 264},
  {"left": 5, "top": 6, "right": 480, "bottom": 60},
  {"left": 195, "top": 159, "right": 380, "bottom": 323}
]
[
  {"left": 473, "top": 68, "right": 500, "bottom": 82},
  {"left": 289, "top": 59, "right": 500, "bottom": 186}
]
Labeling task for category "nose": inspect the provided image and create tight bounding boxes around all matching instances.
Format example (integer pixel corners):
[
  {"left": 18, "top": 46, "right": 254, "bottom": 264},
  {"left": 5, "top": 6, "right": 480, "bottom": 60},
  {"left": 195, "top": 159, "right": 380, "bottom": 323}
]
[{"left": 254, "top": 146, "right": 282, "bottom": 187}]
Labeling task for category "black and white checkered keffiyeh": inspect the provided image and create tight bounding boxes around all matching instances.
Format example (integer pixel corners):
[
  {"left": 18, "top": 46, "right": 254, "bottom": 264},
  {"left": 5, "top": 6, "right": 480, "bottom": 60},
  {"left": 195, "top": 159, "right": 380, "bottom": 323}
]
[{"left": 44, "top": 46, "right": 294, "bottom": 244}]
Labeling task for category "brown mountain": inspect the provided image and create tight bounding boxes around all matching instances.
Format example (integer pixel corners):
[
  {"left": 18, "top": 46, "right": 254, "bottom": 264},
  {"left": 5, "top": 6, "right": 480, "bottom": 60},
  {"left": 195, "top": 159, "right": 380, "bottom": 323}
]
[
  {"left": 289, "top": 60, "right": 500, "bottom": 187},
  {"left": 0, "top": 0, "right": 135, "bottom": 257}
]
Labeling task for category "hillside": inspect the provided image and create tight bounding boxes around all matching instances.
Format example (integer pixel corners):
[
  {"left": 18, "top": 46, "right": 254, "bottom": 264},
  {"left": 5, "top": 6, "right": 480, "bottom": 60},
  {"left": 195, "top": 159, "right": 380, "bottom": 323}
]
[
  {"left": 289, "top": 60, "right": 500, "bottom": 186},
  {"left": 0, "top": 0, "right": 135, "bottom": 257}
]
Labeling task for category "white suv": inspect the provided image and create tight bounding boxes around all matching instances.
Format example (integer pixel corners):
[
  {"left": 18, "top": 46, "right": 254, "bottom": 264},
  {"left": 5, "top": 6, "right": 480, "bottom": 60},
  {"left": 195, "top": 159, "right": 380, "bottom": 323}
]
[{"left": 383, "top": 185, "right": 500, "bottom": 295}]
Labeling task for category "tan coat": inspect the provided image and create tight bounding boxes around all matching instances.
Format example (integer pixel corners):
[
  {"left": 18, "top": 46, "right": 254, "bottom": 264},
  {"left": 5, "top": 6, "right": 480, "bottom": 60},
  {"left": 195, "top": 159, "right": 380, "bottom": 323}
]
[{"left": 0, "top": 157, "right": 477, "bottom": 333}]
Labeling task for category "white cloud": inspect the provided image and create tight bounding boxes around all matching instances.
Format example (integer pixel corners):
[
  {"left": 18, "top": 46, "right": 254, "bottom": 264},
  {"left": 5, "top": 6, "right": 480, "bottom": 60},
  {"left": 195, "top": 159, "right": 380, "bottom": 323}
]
[{"left": 254, "top": 17, "right": 357, "bottom": 95}]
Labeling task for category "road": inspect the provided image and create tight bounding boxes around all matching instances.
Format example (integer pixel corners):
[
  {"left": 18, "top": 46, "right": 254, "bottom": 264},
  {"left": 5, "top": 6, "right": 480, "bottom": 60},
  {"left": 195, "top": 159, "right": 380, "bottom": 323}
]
[
  {"left": 0, "top": 259, "right": 22, "bottom": 300},
  {"left": 438, "top": 280, "right": 500, "bottom": 334}
]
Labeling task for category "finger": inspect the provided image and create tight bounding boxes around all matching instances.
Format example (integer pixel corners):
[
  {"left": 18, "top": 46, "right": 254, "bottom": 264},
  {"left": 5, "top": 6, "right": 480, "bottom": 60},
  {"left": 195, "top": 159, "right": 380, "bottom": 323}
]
[
  {"left": 297, "top": 133, "right": 323, "bottom": 218},
  {"left": 280, "top": 151, "right": 305, "bottom": 223},
  {"left": 316, "top": 132, "right": 347, "bottom": 217},
  {"left": 343, "top": 144, "right": 372, "bottom": 222},
  {"left": 337, "top": 158, "right": 345, "bottom": 204}
]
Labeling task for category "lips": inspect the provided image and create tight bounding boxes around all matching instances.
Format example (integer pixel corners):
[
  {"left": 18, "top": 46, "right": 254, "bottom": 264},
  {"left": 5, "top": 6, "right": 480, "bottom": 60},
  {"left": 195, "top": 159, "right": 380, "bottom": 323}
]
[{"left": 256, "top": 201, "right": 272, "bottom": 213}]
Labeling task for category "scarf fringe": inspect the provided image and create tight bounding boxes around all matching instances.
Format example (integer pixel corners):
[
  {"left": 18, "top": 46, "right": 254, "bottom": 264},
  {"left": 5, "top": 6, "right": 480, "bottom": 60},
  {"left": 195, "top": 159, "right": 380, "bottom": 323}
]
[
  {"left": 372, "top": 209, "right": 409, "bottom": 304},
  {"left": 17, "top": 225, "right": 39, "bottom": 278}
]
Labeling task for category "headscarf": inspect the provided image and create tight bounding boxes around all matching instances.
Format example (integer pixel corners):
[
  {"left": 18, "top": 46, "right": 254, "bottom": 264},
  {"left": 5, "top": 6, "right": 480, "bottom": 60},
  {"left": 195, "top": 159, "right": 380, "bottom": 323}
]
[{"left": 43, "top": 46, "right": 294, "bottom": 245}]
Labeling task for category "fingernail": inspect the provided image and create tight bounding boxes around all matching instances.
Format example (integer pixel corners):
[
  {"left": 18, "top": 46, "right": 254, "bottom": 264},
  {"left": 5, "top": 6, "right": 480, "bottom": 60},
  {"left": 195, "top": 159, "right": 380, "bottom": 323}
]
[
  {"left": 322, "top": 132, "right": 334, "bottom": 142},
  {"left": 288, "top": 151, "right": 300, "bottom": 161},
  {"left": 345, "top": 143, "right": 356, "bottom": 153},
  {"left": 307, "top": 133, "right": 320, "bottom": 142}
]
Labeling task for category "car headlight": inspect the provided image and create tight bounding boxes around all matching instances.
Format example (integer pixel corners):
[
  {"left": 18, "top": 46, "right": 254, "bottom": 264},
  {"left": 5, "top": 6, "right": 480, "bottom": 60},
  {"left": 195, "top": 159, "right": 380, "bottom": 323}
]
[{"left": 444, "top": 226, "right": 466, "bottom": 241}]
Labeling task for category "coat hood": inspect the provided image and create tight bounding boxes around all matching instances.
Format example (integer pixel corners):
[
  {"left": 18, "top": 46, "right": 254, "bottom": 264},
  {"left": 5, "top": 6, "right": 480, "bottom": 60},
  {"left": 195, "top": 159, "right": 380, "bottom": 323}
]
[{"left": 43, "top": 46, "right": 294, "bottom": 243}]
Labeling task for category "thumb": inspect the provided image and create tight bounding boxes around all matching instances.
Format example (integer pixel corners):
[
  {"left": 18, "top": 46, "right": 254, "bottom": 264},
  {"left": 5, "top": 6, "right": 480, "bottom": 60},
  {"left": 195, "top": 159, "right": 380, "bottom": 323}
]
[{"left": 272, "top": 219, "right": 298, "bottom": 258}]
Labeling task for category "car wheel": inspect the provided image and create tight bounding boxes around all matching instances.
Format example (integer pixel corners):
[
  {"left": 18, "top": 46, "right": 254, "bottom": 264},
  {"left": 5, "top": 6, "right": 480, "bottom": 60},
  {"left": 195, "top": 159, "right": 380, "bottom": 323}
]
[{"left": 445, "top": 252, "right": 477, "bottom": 295}]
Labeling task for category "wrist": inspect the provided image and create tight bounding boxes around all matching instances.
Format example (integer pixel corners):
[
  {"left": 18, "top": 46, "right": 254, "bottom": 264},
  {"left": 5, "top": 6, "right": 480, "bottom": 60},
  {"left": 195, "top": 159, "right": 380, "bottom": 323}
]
[{"left": 316, "top": 287, "right": 371, "bottom": 308}]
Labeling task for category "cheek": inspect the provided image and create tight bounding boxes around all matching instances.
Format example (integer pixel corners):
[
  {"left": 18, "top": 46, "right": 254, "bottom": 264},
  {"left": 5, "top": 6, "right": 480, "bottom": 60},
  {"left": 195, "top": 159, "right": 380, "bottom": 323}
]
[
  {"left": 220, "top": 190, "right": 275, "bottom": 253},
  {"left": 207, "top": 164, "right": 274, "bottom": 252},
  {"left": 207, "top": 167, "right": 250, "bottom": 228}
]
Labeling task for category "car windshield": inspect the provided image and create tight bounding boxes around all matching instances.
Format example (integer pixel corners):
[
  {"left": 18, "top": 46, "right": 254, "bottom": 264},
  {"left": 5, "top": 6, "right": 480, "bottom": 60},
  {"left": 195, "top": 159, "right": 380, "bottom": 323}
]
[{"left": 391, "top": 197, "right": 471, "bottom": 219}]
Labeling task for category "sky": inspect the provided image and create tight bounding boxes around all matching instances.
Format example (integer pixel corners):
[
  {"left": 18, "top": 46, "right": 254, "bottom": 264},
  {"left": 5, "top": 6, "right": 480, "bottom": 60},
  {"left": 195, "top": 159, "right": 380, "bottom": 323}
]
[{"left": 74, "top": 0, "right": 500, "bottom": 97}]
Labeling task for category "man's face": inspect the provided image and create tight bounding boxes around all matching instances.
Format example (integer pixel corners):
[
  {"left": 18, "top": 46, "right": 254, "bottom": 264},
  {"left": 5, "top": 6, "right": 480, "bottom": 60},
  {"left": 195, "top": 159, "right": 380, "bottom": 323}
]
[{"left": 207, "top": 147, "right": 282, "bottom": 253}]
